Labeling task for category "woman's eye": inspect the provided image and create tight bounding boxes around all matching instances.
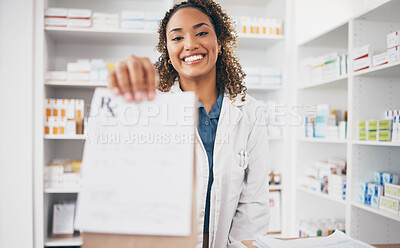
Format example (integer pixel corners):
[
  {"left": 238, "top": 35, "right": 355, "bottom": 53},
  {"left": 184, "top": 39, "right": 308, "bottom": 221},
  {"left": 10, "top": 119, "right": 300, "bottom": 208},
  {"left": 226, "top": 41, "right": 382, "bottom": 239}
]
[
  {"left": 172, "top": 37, "right": 183, "bottom": 41},
  {"left": 197, "top": 31, "right": 208, "bottom": 36}
]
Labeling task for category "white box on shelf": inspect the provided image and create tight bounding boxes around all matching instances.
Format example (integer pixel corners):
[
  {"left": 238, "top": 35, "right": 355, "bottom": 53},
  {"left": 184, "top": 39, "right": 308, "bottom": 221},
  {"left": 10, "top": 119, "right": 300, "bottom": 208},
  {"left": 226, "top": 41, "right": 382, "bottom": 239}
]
[
  {"left": 45, "top": 8, "right": 68, "bottom": 18},
  {"left": 268, "top": 191, "right": 281, "bottom": 232},
  {"left": 45, "top": 71, "right": 68, "bottom": 82},
  {"left": 121, "top": 20, "right": 145, "bottom": 30},
  {"left": 354, "top": 56, "right": 371, "bottom": 71},
  {"left": 384, "top": 183, "right": 400, "bottom": 200},
  {"left": 379, "top": 196, "right": 400, "bottom": 215},
  {"left": 67, "top": 19, "right": 91, "bottom": 28},
  {"left": 387, "top": 46, "right": 400, "bottom": 63},
  {"left": 371, "top": 196, "right": 380, "bottom": 208},
  {"left": 387, "top": 31, "right": 400, "bottom": 49},
  {"left": 67, "top": 9, "right": 92, "bottom": 19},
  {"left": 121, "top": 10, "right": 145, "bottom": 20},
  {"left": 353, "top": 44, "right": 372, "bottom": 60},
  {"left": 372, "top": 52, "right": 388, "bottom": 67},
  {"left": 44, "top": 18, "right": 67, "bottom": 27}
]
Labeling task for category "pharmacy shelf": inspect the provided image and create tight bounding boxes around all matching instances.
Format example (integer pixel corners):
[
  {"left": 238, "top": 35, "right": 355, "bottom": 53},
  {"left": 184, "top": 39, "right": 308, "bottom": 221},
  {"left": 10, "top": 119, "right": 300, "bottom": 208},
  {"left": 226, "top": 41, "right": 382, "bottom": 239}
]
[
  {"left": 352, "top": 202, "right": 400, "bottom": 223},
  {"left": 298, "top": 21, "right": 348, "bottom": 48},
  {"left": 44, "top": 135, "right": 85, "bottom": 140},
  {"left": 298, "top": 75, "right": 348, "bottom": 90},
  {"left": 44, "top": 188, "right": 80, "bottom": 193},
  {"left": 45, "top": 81, "right": 107, "bottom": 88},
  {"left": 238, "top": 34, "right": 284, "bottom": 48},
  {"left": 297, "top": 186, "right": 346, "bottom": 205},
  {"left": 353, "top": 61, "right": 400, "bottom": 78},
  {"left": 44, "top": 236, "right": 82, "bottom": 247},
  {"left": 45, "top": 27, "right": 158, "bottom": 46},
  {"left": 352, "top": 140, "right": 400, "bottom": 147},
  {"left": 297, "top": 138, "right": 347, "bottom": 144},
  {"left": 269, "top": 136, "right": 285, "bottom": 141}
]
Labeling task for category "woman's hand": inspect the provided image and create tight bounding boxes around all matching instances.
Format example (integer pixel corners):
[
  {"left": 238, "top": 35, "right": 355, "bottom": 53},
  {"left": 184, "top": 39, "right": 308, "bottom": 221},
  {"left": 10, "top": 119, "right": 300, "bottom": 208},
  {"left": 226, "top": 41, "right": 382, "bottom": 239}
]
[{"left": 108, "top": 55, "right": 157, "bottom": 102}]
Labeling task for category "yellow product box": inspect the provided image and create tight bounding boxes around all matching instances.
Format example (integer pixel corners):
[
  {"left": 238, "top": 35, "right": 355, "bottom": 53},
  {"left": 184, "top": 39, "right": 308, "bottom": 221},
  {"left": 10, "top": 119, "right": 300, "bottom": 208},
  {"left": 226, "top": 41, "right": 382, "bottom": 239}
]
[
  {"left": 379, "top": 130, "right": 391, "bottom": 141},
  {"left": 359, "top": 120, "right": 366, "bottom": 131},
  {"left": 368, "top": 131, "right": 377, "bottom": 141},
  {"left": 368, "top": 120, "right": 378, "bottom": 131},
  {"left": 379, "top": 196, "right": 399, "bottom": 214},
  {"left": 379, "top": 119, "right": 392, "bottom": 130},
  {"left": 385, "top": 183, "right": 400, "bottom": 200},
  {"left": 359, "top": 131, "right": 367, "bottom": 140}
]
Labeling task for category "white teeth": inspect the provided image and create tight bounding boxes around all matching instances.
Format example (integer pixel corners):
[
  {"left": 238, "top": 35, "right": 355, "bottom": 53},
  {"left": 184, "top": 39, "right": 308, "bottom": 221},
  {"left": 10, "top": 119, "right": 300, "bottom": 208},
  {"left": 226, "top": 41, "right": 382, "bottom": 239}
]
[{"left": 184, "top": 55, "right": 204, "bottom": 62}]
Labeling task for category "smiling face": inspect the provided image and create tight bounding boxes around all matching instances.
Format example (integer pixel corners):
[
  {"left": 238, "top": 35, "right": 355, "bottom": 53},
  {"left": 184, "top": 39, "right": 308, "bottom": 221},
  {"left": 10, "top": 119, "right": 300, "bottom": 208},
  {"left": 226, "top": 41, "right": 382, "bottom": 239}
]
[{"left": 166, "top": 7, "right": 221, "bottom": 81}]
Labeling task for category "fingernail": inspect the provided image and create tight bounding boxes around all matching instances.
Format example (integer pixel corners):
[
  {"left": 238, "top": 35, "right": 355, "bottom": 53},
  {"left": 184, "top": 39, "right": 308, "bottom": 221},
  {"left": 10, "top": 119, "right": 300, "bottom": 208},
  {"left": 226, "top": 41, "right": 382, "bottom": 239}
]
[
  {"left": 148, "top": 91, "right": 155, "bottom": 100},
  {"left": 135, "top": 92, "right": 142, "bottom": 101},
  {"left": 112, "top": 88, "right": 120, "bottom": 95},
  {"left": 124, "top": 92, "right": 133, "bottom": 101}
]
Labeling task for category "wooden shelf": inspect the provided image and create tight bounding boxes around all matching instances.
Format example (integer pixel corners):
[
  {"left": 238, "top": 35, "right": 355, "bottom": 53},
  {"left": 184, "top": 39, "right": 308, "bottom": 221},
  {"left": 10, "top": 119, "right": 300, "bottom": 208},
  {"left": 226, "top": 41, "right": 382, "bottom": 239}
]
[
  {"left": 297, "top": 186, "right": 346, "bottom": 205},
  {"left": 269, "top": 184, "right": 283, "bottom": 191}
]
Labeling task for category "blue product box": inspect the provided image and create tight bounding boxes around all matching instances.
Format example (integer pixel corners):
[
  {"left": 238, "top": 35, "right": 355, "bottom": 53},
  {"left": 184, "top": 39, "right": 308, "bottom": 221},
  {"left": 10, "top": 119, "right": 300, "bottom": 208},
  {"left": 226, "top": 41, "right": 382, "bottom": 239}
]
[
  {"left": 374, "top": 172, "right": 383, "bottom": 185},
  {"left": 371, "top": 196, "right": 380, "bottom": 208},
  {"left": 367, "top": 183, "right": 383, "bottom": 197},
  {"left": 383, "top": 173, "right": 399, "bottom": 184},
  {"left": 360, "top": 182, "right": 368, "bottom": 193}
]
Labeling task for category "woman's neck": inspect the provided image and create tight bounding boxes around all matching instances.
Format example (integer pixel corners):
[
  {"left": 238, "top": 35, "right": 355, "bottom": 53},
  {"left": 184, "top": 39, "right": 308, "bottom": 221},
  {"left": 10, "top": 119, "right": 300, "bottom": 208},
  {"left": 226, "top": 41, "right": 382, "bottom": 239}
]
[{"left": 179, "top": 69, "right": 219, "bottom": 114}]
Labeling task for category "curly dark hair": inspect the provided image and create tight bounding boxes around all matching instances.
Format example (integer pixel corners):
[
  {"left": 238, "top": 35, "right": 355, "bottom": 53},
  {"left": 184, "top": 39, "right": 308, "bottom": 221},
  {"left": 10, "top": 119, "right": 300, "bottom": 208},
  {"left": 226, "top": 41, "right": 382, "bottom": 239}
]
[{"left": 155, "top": 0, "right": 247, "bottom": 101}]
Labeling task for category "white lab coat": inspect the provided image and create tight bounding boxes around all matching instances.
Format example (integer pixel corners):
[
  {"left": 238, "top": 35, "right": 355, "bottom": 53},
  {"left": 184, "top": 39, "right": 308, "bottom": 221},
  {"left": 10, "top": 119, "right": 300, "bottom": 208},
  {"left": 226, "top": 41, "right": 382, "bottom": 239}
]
[{"left": 168, "top": 81, "right": 270, "bottom": 248}]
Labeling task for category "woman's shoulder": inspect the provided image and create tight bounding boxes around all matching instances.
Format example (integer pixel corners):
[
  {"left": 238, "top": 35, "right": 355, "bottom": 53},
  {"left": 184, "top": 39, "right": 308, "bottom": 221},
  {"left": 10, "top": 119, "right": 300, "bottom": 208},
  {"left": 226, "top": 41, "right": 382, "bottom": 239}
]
[{"left": 232, "top": 93, "right": 265, "bottom": 123}]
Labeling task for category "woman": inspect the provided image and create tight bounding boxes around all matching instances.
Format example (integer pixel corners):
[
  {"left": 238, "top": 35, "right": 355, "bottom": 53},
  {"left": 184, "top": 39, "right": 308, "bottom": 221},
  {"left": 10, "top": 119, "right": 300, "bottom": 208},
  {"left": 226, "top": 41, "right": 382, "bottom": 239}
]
[{"left": 108, "top": 0, "right": 270, "bottom": 247}]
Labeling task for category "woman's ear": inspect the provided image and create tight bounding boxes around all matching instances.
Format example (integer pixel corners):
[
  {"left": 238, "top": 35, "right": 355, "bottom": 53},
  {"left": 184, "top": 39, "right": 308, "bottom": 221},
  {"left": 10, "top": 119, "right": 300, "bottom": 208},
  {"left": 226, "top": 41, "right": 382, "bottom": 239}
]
[{"left": 217, "top": 40, "right": 222, "bottom": 54}]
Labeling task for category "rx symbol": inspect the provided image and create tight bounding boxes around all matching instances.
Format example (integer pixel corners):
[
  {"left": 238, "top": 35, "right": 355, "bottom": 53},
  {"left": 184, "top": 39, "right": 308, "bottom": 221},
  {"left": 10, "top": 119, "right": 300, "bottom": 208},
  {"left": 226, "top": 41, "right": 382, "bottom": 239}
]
[{"left": 101, "top": 97, "right": 116, "bottom": 117}]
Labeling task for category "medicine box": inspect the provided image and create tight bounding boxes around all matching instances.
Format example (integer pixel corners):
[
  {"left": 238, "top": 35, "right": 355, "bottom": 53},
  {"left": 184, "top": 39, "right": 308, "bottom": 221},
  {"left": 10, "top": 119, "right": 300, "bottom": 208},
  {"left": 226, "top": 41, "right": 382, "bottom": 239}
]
[
  {"left": 368, "top": 120, "right": 378, "bottom": 131},
  {"left": 379, "top": 119, "right": 392, "bottom": 130},
  {"left": 368, "top": 131, "right": 377, "bottom": 141},
  {"left": 387, "top": 31, "right": 400, "bottom": 49},
  {"left": 373, "top": 52, "right": 389, "bottom": 67},
  {"left": 367, "top": 183, "right": 383, "bottom": 197},
  {"left": 383, "top": 173, "right": 399, "bottom": 185},
  {"left": 353, "top": 44, "right": 372, "bottom": 60},
  {"left": 379, "top": 196, "right": 400, "bottom": 215},
  {"left": 384, "top": 183, "right": 400, "bottom": 200},
  {"left": 354, "top": 56, "right": 371, "bottom": 71},
  {"left": 371, "top": 196, "right": 380, "bottom": 209},
  {"left": 359, "top": 131, "right": 367, "bottom": 140},
  {"left": 378, "top": 130, "right": 391, "bottom": 141},
  {"left": 45, "top": 8, "right": 68, "bottom": 18},
  {"left": 374, "top": 172, "right": 384, "bottom": 185},
  {"left": 67, "top": 9, "right": 92, "bottom": 19},
  {"left": 388, "top": 46, "right": 400, "bottom": 63}
]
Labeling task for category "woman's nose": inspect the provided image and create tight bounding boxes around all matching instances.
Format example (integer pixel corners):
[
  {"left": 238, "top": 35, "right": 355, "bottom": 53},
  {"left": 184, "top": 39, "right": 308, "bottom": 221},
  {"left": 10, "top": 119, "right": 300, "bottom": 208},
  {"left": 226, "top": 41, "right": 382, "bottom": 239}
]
[{"left": 184, "top": 34, "right": 199, "bottom": 51}]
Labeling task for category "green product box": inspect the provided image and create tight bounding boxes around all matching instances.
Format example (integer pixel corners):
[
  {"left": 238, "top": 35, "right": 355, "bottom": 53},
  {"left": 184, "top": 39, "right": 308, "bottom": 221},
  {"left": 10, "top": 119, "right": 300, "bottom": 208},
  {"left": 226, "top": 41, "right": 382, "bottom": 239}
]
[
  {"left": 379, "top": 119, "right": 392, "bottom": 130},
  {"left": 359, "top": 120, "right": 366, "bottom": 131},
  {"left": 379, "top": 130, "right": 391, "bottom": 141},
  {"left": 368, "top": 120, "right": 378, "bottom": 131},
  {"left": 368, "top": 131, "right": 377, "bottom": 141},
  {"left": 359, "top": 131, "right": 367, "bottom": 140}
]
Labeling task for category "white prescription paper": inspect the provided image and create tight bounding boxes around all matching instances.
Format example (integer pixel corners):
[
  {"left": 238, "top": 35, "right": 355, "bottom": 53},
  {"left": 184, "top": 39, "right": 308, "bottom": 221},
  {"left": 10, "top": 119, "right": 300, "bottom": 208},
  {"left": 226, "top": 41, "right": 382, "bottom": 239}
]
[
  {"left": 254, "top": 230, "right": 374, "bottom": 248},
  {"left": 75, "top": 88, "right": 196, "bottom": 236},
  {"left": 53, "top": 202, "right": 76, "bottom": 235}
]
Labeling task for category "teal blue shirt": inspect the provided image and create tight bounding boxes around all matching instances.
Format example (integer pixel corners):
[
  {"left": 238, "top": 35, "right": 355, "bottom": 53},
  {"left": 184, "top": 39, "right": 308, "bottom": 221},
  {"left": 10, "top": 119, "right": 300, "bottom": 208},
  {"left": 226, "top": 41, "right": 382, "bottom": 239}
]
[{"left": 197, "top": 92, "right": 224, "bottom": 232}]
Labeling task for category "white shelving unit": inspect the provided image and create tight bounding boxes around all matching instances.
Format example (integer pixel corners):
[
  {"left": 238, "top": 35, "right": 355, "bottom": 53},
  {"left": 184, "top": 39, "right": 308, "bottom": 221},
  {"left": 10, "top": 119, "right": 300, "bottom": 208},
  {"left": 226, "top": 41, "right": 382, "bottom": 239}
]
[
  {"left": 33, "top": 0, "right": 291, "bottom": 247},
  {"left": 292, "top": 0, "right": 400, "bottom": 244}
]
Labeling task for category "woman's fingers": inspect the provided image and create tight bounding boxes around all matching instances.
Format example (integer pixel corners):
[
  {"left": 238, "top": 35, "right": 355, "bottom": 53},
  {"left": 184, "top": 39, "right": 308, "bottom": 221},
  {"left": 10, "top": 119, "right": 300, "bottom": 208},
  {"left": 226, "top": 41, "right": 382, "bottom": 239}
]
[
  {"left": 107, "top": 55, "right": 157, "bottom": 102},
  {"left": 141, "top": 57, "right": 157, "bottom": 100}
]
